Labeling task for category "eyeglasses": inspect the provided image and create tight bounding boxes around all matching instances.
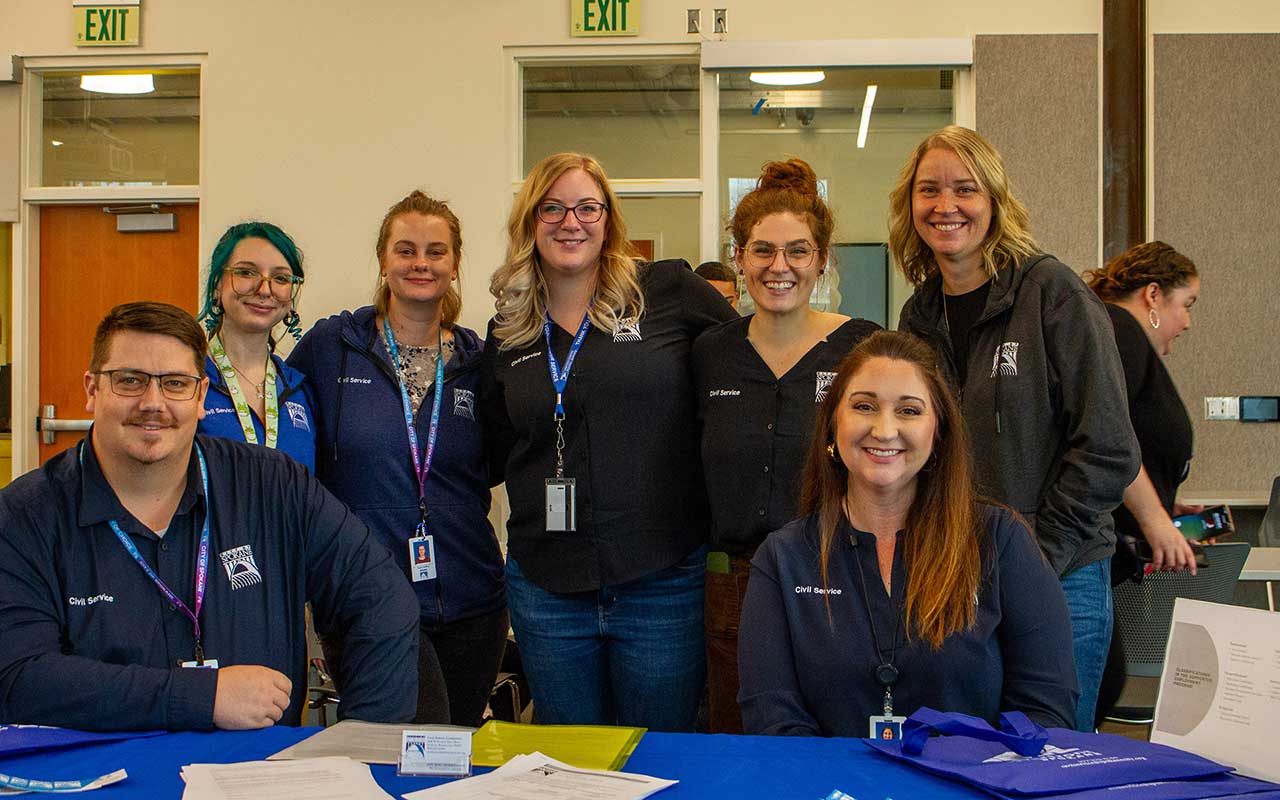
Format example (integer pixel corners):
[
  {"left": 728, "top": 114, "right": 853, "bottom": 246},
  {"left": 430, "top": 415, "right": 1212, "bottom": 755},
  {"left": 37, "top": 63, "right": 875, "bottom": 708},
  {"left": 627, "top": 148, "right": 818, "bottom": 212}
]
[
  {"left": 227, "top": 267, "right": 304, "bottom": 300},
  {"left": 94, "top": 369, "right": 202, "bottom": 400},
  {"left": 742, "top": 243, "right": 819, "bottom": 270},
  {"left": 536, "top": 202, "right": 607, "bottom": 225}
]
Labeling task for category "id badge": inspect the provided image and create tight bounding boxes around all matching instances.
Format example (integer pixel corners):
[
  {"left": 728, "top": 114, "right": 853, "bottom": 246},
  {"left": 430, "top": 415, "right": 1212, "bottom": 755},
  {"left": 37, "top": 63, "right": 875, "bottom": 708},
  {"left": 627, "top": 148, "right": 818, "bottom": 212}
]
[
  {"left": 180, "top": 659, "right": 219, "bottom": 669},
  {"left": 409, "top": 535, "right": 437, "bottom": 582},
  {"left": 545, "top": 478, "right": 576, "bottom": 532},
  {"left": 870, "top": 714, "right": 906, "bottom": 740}
]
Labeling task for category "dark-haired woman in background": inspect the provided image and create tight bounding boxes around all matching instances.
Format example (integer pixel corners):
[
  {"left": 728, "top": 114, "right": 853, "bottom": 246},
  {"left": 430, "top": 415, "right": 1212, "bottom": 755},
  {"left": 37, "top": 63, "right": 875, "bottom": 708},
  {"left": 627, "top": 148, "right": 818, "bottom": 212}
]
[
  {"left": 289, "top": 191, "right": 506, "bottom": 727},
  {"left": 892, "top": 126, "right": 1138, "bottom": 731},
  {"left": 197, "top": 222, "right": 315, "bottom": 470},
  {"left": 694, "top": 158, "right": 879, "bottom": 733},
  {"left": 737, "top": 331, "right": 1076, "bottom": 736}
]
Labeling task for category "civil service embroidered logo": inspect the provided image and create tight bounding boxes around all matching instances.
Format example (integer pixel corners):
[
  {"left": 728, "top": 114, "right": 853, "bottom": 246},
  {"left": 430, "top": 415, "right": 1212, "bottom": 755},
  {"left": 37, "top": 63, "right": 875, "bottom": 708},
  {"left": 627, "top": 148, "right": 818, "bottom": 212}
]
[
  {"left": 284, "top": 400, "right": 310, "bottom": 432},
  {"left": 453, "top": 388, "right": 476, "bottom": 420},
  {"left": 612, "top": 316, "right": 642, "bottom": 342},
  {"left": 815, "top": 371, "right": 837, "bottom": 403},
  {"left": 990, "top": 341, "right": 1019, "bottom": 377},
  {"left": 218, "top": 545, "right": 263, "bottom": 590}
]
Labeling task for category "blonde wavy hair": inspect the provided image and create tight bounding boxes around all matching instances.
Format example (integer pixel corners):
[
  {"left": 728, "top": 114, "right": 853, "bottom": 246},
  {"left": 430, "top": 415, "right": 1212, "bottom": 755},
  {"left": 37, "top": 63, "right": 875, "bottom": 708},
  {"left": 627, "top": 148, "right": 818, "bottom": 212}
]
[
  {"left": 888, "top": 126, "right": 1039, "bottom": 287},
  {"left": 490, "top": 153, "right": 643, "bottom": 350}
]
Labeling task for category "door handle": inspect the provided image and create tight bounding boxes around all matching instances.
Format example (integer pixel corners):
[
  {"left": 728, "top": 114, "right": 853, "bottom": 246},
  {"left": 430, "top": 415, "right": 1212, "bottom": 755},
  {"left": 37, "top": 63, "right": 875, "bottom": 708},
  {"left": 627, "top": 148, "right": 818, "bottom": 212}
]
[{"left": 37, "top": 404, "right": 92, "bottom": 444}]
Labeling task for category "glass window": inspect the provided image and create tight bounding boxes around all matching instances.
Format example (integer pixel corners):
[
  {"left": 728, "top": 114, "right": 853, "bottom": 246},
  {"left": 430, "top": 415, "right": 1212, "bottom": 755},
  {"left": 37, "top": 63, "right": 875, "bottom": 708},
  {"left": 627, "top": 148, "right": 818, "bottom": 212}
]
[
  {"left": 40, "top": 69, "right": 199, "bottom": 187},
  {"left": 523, "top": 62, "right": 698, "bottom": 179},
  {"left": 720, "top": 67, "right": 954, "bottom": 324},
  {"left": 616, "top": 195, "right": 700, "bottom": 265}
]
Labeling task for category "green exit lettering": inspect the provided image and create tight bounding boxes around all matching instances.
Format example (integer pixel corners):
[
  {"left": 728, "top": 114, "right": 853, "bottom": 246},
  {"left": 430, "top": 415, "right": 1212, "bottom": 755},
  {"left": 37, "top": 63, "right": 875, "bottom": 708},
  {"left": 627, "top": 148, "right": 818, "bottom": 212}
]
[
  {"left": 582, "top": 0, "right": 630, "bottom": 32},
  {"left": 84, "top": 8, "right": 130, "bottom": 42}
]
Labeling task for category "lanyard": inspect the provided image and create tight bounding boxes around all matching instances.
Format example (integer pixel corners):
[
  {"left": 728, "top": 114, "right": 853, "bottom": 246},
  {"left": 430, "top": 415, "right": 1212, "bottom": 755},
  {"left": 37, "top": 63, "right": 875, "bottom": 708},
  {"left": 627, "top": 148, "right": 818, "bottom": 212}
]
[
  {"left": 543, "top": 312, "right": 591, "bottom": 479},
  {"left": 83, "top": 441, "right": 212, "bottom": 664},
  {"left": 383, "top": 317, "right": 446, "bottom": 532},
  {"left": 849, "top": 529, "right": 905, "bottom": 716},
  {"left": 208, "top": 335, "right": 278, "bottom": 449}
]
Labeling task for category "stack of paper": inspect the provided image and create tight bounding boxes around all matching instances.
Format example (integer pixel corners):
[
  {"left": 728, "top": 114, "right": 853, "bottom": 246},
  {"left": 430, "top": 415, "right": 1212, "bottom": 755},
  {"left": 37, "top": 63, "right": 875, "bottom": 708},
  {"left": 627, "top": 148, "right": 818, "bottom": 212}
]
[
  {"left": 268, "top": 720, "right": 474, "bottom": 765},
  {"left": 403, "top": 751, "right": 676, "bottom": 799},
  {"left": 180, "top": 757, "right": 391, "bottom": 800}
]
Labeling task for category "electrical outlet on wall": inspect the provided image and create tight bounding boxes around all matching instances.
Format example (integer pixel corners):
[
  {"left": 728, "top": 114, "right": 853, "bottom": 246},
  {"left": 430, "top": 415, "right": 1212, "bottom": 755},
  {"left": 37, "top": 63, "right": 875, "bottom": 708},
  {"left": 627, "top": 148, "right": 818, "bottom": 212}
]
[
  {"left": 713, "top": 8, "right": 727, "bottom": 33},
  {"left": 1204, "top": 396, "right": 1240, "bottom": 420},
  {"left": 687, "top": 9, "right": 700, "bottom": 34}
]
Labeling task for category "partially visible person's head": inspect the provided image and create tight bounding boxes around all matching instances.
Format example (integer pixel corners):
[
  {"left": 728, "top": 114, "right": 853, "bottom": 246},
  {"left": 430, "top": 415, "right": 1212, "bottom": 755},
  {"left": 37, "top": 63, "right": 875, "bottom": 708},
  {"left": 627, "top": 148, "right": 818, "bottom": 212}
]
[
  {"left": 86, "top": 302, "right": 209, "bottom": 470},
  {"left": 730, "top": 159, "right": 833, "bottom": 317},
  {"left": 491, "top": 152, "right": 643, "bottom": 350},
  {"left": 373, "top": 191, "right": 463, "bottom": 328},
  {"left": 1085, "top": 241, "right": 1200, "bottom": 356},
  {"left": 801, "top": 330, "right": 980, "bottom": 648},
  {"left": 695, "top": 260, "right": 739, "bottom": 309},
  {"left": 888, "top": 126, "right": 1037, "bottom": 287},
  {"left": 199, "top": 222, "right": 305, "bottom": 343}
]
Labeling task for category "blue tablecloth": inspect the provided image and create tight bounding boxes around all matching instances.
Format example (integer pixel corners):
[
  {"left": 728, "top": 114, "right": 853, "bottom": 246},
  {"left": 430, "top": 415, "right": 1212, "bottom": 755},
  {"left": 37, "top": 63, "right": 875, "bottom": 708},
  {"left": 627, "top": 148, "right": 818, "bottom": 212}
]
[{"left": 0, "top": 725, "right": 990, "bottom": 798}]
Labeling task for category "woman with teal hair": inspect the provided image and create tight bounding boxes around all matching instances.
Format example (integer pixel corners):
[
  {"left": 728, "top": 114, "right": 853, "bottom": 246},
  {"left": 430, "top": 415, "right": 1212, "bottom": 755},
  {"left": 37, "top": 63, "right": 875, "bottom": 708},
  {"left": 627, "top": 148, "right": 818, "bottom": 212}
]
[{"left": 197, "top": 221, "right": 316, "bottom": 470}]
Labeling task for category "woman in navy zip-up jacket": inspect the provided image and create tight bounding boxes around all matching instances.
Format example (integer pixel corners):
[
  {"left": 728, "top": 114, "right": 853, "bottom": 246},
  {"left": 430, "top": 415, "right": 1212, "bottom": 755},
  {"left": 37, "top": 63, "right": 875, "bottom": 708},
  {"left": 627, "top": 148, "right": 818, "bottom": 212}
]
[{"left": 289, "top": 191, "right": 506, "bottom": 727}]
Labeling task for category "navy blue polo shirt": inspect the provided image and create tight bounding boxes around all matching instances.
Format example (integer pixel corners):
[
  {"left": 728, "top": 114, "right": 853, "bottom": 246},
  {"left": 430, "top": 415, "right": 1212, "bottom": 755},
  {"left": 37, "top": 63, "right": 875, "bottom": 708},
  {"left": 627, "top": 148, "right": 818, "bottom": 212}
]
[{"left": 0, "top": 433, "right": 418, "bottom": 731}]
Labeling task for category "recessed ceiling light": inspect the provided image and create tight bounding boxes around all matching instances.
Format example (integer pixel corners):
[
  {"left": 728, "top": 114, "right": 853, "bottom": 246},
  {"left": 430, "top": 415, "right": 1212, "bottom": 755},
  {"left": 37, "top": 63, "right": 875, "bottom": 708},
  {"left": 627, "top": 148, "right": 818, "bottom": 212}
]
[
  {"left": 51, "top": 140, "right": 64, "bottom": 147},
  {"left": 80, "top": 74, "right": 155, "bottom": 95},
  {"left": 749, "top": 71, "right": 825, "bottom": 87}
]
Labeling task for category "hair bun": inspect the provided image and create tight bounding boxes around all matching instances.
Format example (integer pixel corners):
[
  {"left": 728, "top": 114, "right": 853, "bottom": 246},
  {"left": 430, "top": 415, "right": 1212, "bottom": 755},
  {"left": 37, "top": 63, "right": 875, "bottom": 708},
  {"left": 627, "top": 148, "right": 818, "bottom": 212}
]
[{"left": 757, "top": 158, "right": 819, "bottom": 196}]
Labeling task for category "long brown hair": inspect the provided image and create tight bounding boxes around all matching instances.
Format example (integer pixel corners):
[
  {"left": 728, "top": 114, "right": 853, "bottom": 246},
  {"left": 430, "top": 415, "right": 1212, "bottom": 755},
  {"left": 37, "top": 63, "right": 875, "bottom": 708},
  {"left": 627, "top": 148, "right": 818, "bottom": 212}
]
[
  {"left": 800, "top": 330, "right": 981, "bottom": 648},
  {"left": 1084, "top": 241, "right": 1198, "bottom": 302},
  {"left": 373, "top": 190, "right": 463, "bottom": 328}
]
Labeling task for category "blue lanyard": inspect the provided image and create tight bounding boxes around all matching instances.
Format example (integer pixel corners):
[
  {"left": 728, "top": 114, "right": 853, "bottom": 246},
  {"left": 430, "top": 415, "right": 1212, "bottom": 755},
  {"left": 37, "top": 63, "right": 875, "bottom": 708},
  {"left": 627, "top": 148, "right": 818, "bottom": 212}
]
[
  {"left": 82, "top": 440, "right": 211, "bottom": 662},
  {"left": 544, "top": 312, "right": 592, "bottom": 420},
  {"left": 383, "top": 317, "right": 446, "bottom": 533}
]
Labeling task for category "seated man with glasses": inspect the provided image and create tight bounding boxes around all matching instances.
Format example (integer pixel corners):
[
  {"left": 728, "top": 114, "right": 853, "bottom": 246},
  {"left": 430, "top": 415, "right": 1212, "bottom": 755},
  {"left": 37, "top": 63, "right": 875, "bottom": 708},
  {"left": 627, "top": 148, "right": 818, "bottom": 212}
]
[{"left": 0, "top": 302, "right": 418, "bottom": 731}]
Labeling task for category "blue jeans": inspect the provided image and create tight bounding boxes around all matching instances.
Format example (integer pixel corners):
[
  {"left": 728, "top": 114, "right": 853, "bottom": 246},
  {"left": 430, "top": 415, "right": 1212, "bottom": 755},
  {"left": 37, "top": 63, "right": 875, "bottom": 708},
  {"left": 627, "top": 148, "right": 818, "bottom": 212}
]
[
  {"left": 1060, "top": 559, "right": 1112, "bottom": 732},
  {"left": 505, "top": 547, "right": 706, "bottom": 732}
]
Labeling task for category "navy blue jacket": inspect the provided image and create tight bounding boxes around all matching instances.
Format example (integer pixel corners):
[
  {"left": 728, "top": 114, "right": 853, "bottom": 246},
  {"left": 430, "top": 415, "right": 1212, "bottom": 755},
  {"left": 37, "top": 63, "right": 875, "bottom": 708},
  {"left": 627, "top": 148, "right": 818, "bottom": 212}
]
[
  {"left": 288, "top": 306, "right": 504, "bottom": 625},
  {"left": 0, "top": 434, "right": 418, "bottom": 731},
  {"left": 199, "top": 352, "right": 317, "bottom": 472},
  {"left": 738, "top": 505, "right": 1078, "bottom": 736}
]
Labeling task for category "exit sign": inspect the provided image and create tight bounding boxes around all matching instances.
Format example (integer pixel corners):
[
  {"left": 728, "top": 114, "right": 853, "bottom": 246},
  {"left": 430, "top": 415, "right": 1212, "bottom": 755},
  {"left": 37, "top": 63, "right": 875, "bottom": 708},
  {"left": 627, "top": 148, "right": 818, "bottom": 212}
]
[
  {"left": 572, "top": 0, "right": 638, "bottom": 37},
  {"left": 74, "top": 0, "right": 141, "bottom": 47}
]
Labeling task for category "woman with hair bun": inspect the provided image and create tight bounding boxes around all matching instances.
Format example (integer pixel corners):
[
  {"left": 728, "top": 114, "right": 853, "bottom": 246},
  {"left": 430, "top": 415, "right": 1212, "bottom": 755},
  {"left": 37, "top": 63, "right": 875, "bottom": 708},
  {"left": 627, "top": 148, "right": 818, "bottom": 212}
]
[
  {"left": 197, "top": 221, "right": 315, "bottom": 470},
  {"left": 891, "top": 126, "right": 1139, "bottom": 732},
  {"left": 289, "top": 191, "right": 506, "bottom": 727},
  {"left": 694, "top": 158, "right": 879, "bottom": 733},
  {"left": 481, "top": 152, "right": 735, "bottom": 731}
]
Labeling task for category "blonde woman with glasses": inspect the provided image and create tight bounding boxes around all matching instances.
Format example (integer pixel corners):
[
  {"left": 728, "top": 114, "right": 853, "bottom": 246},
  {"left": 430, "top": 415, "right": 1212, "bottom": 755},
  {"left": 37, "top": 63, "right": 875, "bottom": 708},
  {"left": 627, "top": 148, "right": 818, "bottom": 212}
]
[{"left": 481, "top": 152, "right": 735, "bottom": 731}]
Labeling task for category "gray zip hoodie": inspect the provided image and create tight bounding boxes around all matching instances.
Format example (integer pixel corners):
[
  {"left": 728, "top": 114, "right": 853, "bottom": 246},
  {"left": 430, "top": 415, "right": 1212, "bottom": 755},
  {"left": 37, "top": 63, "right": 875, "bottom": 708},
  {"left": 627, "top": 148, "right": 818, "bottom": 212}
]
[{"left": 898, "top": 253, "right": 1140, "bottom": 576}]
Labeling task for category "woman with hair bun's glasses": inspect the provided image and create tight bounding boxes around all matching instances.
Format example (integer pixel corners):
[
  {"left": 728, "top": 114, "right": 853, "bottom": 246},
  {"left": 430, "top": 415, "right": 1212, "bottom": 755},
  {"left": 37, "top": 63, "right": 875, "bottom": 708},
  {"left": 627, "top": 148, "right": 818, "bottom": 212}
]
[{"left": 196, "top": 221, "right": 316, "bottom": 471}]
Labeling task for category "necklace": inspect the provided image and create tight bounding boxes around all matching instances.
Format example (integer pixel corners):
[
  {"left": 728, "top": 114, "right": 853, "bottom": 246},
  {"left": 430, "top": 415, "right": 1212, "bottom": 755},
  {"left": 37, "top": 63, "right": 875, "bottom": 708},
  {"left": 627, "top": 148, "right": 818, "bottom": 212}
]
[{"left": 227, "top": 358, "right": 267, "bottom": 400}]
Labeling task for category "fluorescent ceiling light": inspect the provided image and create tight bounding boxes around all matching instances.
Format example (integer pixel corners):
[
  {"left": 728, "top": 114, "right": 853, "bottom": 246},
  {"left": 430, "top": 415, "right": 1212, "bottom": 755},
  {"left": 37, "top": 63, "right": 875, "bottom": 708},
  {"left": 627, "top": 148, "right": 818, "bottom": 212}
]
[
  {"left": 856, "top": 84, "right": 878, "bottom": 149},
  {"left": 749, "top": 71, "right": 825, "bottom": 87},
  {"left": 80, "top": 74, "right": 155, "bottom": 95}
]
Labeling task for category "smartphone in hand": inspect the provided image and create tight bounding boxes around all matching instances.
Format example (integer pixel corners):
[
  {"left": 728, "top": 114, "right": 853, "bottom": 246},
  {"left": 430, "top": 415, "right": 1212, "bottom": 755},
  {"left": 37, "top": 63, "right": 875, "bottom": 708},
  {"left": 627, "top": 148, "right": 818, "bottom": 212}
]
[{"left": 1172, "top": 505, "right": 1234, "bottom": 540}]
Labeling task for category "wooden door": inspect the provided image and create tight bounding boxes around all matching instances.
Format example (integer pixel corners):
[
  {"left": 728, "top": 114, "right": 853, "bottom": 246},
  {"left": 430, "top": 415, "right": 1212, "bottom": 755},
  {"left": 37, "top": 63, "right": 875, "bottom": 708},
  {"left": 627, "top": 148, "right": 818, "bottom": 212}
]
[{"left": 39, "top": 204, "right": 199, "bottom": 463}]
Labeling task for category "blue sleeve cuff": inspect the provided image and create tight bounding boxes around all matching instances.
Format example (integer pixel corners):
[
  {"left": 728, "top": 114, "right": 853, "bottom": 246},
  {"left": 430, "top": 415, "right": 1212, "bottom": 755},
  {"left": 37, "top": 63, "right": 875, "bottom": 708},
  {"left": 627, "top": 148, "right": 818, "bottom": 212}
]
[{"left": 166, "top": 666, "right": 219, "bottom": 731}]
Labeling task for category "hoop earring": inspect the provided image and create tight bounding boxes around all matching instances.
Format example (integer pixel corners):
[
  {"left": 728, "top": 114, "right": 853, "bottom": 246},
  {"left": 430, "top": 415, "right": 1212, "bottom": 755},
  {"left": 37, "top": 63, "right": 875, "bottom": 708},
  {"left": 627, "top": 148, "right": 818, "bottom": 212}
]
[
  {"left": 283, "top": 308, "right": 302, "bottom": 342},
  {"left": 1148, "top": 308, "right": 1161, "bottom": 329},
  {"left": 203, "top": 299, "right": 223, "bottom": 336}
]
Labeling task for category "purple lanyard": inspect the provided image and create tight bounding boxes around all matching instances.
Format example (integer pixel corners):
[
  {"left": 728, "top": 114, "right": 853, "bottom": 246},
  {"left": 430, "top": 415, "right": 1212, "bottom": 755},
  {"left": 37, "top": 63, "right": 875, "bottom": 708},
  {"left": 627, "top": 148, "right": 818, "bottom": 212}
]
[
  {"left": 87, "top": 442, "right": 211, "bottom": 663},
  {"left": 383, "top": 318, "right": 445, "bottom": 533}
]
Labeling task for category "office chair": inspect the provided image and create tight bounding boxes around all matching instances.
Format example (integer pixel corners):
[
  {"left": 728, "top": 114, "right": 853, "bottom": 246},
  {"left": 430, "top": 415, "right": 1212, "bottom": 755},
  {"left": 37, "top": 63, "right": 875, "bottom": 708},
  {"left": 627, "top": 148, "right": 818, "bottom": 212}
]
[
  {"left": 1260, "top": 476, "right": 1280, "bottom": 548},
  {"left": 1106, "top": 541, "right": 1251, "bottom": 726}
]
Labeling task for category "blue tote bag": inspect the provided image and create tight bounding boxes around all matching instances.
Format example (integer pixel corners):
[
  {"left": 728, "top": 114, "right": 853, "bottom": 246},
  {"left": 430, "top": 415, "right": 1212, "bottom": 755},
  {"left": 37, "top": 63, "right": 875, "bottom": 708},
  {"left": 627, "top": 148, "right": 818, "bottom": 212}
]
[{"left": 864, "top": 708, "right": 1239, "bottom": 796}]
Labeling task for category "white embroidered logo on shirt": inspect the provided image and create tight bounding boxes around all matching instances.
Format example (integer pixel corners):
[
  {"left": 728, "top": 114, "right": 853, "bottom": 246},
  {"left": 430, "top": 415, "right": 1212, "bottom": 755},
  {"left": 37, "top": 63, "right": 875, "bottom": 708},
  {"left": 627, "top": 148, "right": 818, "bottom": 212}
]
[
  {"left": 990, "top": 341, "right": 1019, "bottom": 377},
  {"left": 285, "top": 400, "right": 310, "bottom": 432},
  {"left": 453, "top": 388, "right": 476, "bottom": 420},
  {"left": 612, "top": 316, "right": 642, "bottom": 342},
  {"left": 815, "top": 371, "right": 837, "bottom": 403},
  {"left": 219, "top": 545, "right": 262, "bottom": 590}
]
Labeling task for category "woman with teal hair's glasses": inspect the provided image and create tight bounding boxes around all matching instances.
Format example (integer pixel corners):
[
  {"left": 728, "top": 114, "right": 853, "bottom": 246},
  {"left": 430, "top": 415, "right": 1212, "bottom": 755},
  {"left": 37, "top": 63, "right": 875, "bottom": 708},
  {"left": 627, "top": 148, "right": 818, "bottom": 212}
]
[{"left": 196, "top": 221, "right": 317, "bottom": 470}]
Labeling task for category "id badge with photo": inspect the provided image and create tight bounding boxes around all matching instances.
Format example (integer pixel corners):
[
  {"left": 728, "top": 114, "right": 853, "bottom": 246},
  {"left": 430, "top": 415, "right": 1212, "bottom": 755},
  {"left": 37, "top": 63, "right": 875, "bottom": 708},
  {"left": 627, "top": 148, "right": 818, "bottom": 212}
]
[
  {"left": 180, "top": 659, "right": 219, "bottom": 669},
  {"left": 545, "top": 478, "right": 576, "bottom": 532},
  {"left": 409, "top": 535, "right": 437, "bottom": 582},
  {"left": 870, "top": 714, "right": 906, "bottom": 740}
]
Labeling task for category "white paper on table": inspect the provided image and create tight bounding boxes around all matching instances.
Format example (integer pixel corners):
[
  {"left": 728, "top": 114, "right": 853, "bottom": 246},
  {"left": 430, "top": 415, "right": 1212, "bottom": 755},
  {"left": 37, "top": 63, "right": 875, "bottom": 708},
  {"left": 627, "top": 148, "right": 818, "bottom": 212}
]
[
  {"left": 0, "top": 769, "right": 127, "bottom": 794},
  {"left": 401, "top": 751, "right": 677, "bottom": 800},
  {"left": 179, "top": 757, "right": 392, "bottom": 800},
  {"left": 1151, "top": 597, "right": 1280, "bottom": 783},
  {"left": 267, "top": 720, "right": 474, "bottom": 765}
]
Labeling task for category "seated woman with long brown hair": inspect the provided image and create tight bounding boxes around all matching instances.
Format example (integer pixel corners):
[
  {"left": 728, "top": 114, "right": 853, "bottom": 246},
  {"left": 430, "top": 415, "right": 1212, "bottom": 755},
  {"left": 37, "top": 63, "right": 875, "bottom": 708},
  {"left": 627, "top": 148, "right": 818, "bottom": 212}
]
[{"left": 737, "top": 331, "right": 1077, "bottom": 737}]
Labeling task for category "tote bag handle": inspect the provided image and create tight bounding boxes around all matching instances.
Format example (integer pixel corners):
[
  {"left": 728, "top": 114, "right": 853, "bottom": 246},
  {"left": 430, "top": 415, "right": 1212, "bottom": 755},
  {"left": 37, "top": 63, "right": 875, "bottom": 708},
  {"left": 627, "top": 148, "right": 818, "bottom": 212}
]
[{"left": 900, "top": 708, "right": 1048, "bottom": 757}]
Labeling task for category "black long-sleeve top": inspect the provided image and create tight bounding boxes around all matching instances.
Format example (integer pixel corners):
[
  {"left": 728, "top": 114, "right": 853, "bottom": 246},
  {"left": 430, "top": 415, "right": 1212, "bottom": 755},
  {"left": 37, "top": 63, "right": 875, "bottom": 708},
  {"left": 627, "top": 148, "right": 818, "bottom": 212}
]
[{"left": 481, "top": 260, "right": 736, "bottom": 593}]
